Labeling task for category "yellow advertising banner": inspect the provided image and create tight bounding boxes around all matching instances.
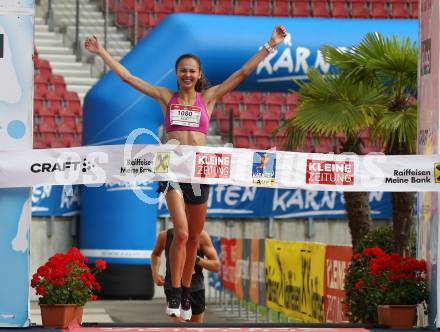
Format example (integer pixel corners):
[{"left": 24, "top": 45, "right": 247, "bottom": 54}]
[{"left": 265, "top": 239, "right": 326, "bottom": 322}]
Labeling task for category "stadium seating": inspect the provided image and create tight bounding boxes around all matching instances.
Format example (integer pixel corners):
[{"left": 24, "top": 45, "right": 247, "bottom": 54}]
[{"left": 33, "top": 51, "right": 83, "bottom": 149}]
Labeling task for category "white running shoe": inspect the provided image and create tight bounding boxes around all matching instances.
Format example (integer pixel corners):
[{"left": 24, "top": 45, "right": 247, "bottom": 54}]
[
  {"left": 180, "top": 293, "right": 192, "bottom": 321},
  {"left": 166, "top": 296, "right": 180, "bottom": 317}
]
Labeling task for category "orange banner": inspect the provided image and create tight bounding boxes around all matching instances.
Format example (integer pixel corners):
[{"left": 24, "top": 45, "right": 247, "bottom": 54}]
[{"left": 324, "top": 245, "right": 352, "bottom": 323}]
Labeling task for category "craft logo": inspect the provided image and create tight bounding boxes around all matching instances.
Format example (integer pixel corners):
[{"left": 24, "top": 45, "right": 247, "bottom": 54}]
[
  {"left": 154, "top": 152, "right": 170, "bottom": 173},
  {"left": 0, "top": 34, "right": 3, "bottom": 58},
  {"left": 252, "top": 152, "right": 276, "bottom": 185},
  {"left": 121, "top": 152, "right": 154, "bottom": 175},
  {"left": 195, "top": 153, "right": 231, "bottom": 178},
  {"left": 31, "top": 158, "right": 95, "bottom": 173},
  {"left": 434, "top": 163, "right": 440, "bottom": 183},
  {"left": 306, "top": 159, "right": 354, "bottom": 185}
]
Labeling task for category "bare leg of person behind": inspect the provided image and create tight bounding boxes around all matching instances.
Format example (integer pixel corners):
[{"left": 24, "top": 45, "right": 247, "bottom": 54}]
[{"left": 189, "top": 313, "right": 204, "bottom": 323}]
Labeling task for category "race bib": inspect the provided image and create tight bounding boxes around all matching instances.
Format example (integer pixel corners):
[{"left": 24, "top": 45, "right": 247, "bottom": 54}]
[{"left": 170, "top": 104, "right": 202, "bottom": 128}]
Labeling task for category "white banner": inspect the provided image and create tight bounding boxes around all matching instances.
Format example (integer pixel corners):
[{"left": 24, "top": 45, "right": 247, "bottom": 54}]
[{"left": 2, "top": 143, "right": 440, "bottom": 192}]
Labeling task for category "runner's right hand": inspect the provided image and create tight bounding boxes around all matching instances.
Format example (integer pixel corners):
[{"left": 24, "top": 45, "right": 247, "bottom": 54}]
[{"left": 84, "top": 35, "right": 102, "bottom": 55}]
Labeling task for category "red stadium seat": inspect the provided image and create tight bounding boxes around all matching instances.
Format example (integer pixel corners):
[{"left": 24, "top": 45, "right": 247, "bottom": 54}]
[
  {"left": 75, "top": 122, "right": 83, "bottom": 134},
  {"left": 243, "top": 92, "right": 262, "bottom": 117},
  {"left": 314, "top": 136, "right": 334, "bottom": 153},
  {"left": 222, "top": 92, "right": 242, "bottom": 116},
  {"left": 369, "top": 0, "right": 389, "bottom": 18},
  {"left": 273, "top": 0, "right": 292, "bottom": 16},
  {"left": 45, "top": 90, "right": 63, "bottom": 109},
  {"left": 49, "top": 75, "right": 67, "bottom": 95},
  {"left": 216, "top": 111, "right": 232, "bottom": 134},
  {"left": 233, "top": 0, "right": 252, "bottom": 15},
  {"left": 38, "top": 116, "right": 57, "bottom": 133},
  {"left": 34, "top": 59, "right": 52, "bottom": 81},
  {"left": 284, "top": 105, "right": 298, "bottom": 120},
  {"left": 35, "top": 76, "right": 49, "bottom": 99},
  {"left": 238, "top": 113, "right": 258, "bottom": 132},
  {"left": 233, "top": 127, "right": 253, "bottom": 148},
  {"left": 388, "top": 0, "right": 410, "bottom": 18},
  {"left": 330, "top": 0, "right": 350, "bottom": 16},
  {"left": 58, "top": 122, "right": 76, "bottom": 134},
  {"left": 57, "top": 105, "right": 77, "bottom": 118},
  {"left": 138, "top": 0, "right": 155, "bottom": 12},
  {"left": 252, "top": 128, "right": 272, "bottom": 149},
  {"left": 63, "top": 91, "right": 81, "bottom": 109},
  {"left": 193, "top": 1, "right": 213, "bottom": 13},
  {"left": 350, "top": 0, "right": 370, "bottom": 17},
  {"left": 154, "top": 1, "right": 173, "bottom": 15},
  {"left": 310, "top": 0, "right": 331, "bottom": 16},
  {"left": 286, "top": 92, "right": 300, "bottom": 105},
  {"left": 39, "top": 103, "right": 59, "bottom": 117},
  {"left": 262, "top": 112, "right": 281, "bottom": 130},
  {"left": 292, "top": 0, "right": 310, "bottom": 16},
  {"left": 174, "top": 0, "right": 193, "bottom": 12},
  {"left": 264, "top": 93, "right": 284, "bottom": 114},
  {"left": 39, "top": 132, "right": 57, "bottom": 148},
  {"left": 253, "top": 0, "right": 271, "bottom": 15},
  {"left": 213, "top": 0, "right": 233, "bottom": 14},
  {"left": 408, "top": 0, "right": 418, "bottom": 18}
]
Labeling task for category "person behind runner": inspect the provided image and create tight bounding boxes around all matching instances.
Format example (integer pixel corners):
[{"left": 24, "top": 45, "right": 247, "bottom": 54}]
[
  {"left": 151, "top": 229, "right": 219, "bottom": 322},
  {"left": 84, "top": 25, "right": 287, "bottom": 320}
]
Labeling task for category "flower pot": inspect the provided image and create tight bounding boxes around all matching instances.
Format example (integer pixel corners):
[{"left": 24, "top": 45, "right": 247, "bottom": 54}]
[
  {"left": 377, "top": 304, "right": 416, "bottom": 329},
  {"left": 40, "top": 304, "right": 83, "bottom": 328}
]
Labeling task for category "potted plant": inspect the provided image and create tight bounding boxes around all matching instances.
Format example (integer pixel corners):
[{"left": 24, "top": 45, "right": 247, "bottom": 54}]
[
  {"left": 345, "top": 247, "right": 427, "bottom": 328},
  {"left": 31, "top": 247, "right": 106, "bottom": 328}
]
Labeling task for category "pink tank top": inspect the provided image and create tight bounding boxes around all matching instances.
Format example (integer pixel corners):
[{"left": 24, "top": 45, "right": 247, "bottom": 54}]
[{"left": 165, "top": 92, "right": 210, "bottom": 134}]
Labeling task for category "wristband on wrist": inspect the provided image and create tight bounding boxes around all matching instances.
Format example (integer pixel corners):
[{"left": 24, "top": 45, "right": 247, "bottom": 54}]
[
  {"left": 263, "top": 42, "right": 275, "bottom": 53},
  {"left": 195, "top": 255, "right": 201, "bottom": 265}
]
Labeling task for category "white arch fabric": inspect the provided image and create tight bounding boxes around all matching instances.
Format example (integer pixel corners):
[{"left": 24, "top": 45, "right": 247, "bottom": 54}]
[{"left": 2, "top": 143, "right": 440, "bottom": 192}]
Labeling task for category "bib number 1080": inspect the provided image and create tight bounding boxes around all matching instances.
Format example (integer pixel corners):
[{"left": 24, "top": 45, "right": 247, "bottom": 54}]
[{"left": 178, "top": 110, "right": 192, "bottom": 117}]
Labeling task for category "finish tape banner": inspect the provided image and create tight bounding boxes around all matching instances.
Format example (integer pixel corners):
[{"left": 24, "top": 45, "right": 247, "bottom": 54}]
[
  {"left": 3, "top": 143, "right": 440, "bottom": 191},
  {"left": 265, "top": 239, "right": 326, "bottom": 322}
]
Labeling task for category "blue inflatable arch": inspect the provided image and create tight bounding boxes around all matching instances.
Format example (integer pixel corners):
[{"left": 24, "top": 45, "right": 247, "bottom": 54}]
[{"left": 81, "top": 14, "right": 417, "bottom": 298}]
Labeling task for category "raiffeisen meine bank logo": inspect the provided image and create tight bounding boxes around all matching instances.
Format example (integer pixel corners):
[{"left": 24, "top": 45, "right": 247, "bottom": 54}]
[{"left": 118, "top": 128, "right": 177, "bottom": 204}]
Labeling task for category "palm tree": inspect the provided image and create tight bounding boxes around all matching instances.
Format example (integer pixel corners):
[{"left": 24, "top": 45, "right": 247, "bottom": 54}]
[
  {"left": 285, "top": 70, "right": 388, "bottom": 250},
  {"left": 285, "top": 32, "right": 418, "bottom": 253}
]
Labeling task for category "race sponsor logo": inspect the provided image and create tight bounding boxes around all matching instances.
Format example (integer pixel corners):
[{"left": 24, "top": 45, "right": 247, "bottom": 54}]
[
  {"left": 30, "top": 158, "right": 95, "bottom": 173},
  {"left": 434, "top": 163, "right": 440, "bottom": 183},
  {"left": 194, "top": 153, "right": 231, "bottom": 178},
  {"left": 154, "top": 152, "right": 170, "bottom": 173},
  {"left": 306, "top": 159, "right": 354, "bottom": 185},
  {"left": 252, "top": 152, "right": 276, "bottom": 185},
  {"left": 385, "top": 168, "right": 432, "bottom": 184},
  {"left": 120, "top": 152, "right": 154, "bottom": 175}
]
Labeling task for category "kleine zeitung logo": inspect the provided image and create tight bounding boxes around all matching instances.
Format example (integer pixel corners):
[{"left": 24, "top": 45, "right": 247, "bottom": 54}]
[
  {"left": 194, "top": 153, "right": 231, "bottom": 178},
  {"left": 306, "top": 159, "right": 354, "bottom": 185}
]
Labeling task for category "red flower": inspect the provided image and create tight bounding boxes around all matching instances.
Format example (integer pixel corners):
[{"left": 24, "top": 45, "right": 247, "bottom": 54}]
[
  {"left": 95, "top": 260, "right": 107, "bottom": 270},
  {"left": 36, "top": 286, "right": 45, "bottom": 296},
  {"left": 355, "top": 280, "right": 364, "bottom": 289},
  {"left": 91, "top": 295, "right": 98, "bottom": 301},
  {"left": 30, "top": 247, "right": 106, "bottom": 305}
]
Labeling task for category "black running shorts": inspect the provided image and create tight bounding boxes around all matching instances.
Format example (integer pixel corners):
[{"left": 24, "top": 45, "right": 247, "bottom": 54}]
[{"left": 157, "top": 181, "right": 210, "bottom": 205}]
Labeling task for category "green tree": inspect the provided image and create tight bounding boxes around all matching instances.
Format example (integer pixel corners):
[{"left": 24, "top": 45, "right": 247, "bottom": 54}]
[{"left": 285, "top": 32, "right": 418, "bottom": 253}]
